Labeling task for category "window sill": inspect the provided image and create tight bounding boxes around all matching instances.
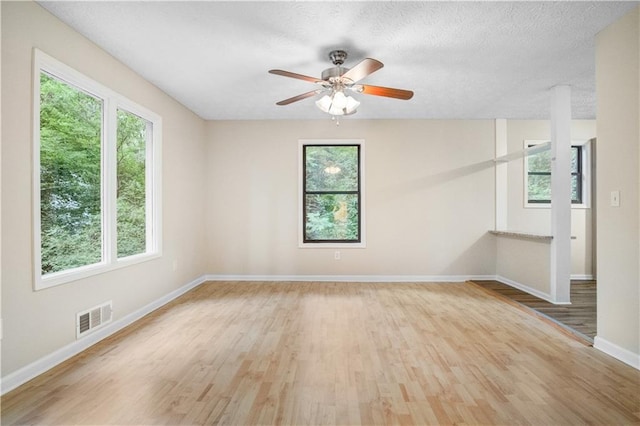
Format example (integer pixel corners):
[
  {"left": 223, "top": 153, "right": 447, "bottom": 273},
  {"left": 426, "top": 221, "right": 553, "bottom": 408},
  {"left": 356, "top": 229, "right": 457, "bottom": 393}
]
[
  {"left": 35, "top": 252, "right": 161, "bottom": 290},
  {"left": 298, "top": 242, "right": 366, "bottom": 249},
  {"left": 524, "top": 203, "right": 590, "bottom": 210}
]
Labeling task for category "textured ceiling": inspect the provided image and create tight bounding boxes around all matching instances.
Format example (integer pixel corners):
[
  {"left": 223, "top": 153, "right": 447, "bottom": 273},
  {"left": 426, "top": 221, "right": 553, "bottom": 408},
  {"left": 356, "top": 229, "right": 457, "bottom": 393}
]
[{"left": 38, "top": 1, "right": 637, "bottom": 120}]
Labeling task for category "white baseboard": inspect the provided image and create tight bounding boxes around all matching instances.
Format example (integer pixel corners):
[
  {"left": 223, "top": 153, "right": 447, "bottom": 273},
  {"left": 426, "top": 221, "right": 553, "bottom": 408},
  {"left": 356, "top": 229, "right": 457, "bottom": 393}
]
[
  {"left": 594, "top": 336, "right": 640, "bottom": 370},
  {"left": 495, "top": 275, "right": 555, "bottom": 303},
  {"left": 0, "top": 275, "right": 208, "bottom": 396},
  {"left": 203, "top": 274, "right": 497, "bottom": 283}
]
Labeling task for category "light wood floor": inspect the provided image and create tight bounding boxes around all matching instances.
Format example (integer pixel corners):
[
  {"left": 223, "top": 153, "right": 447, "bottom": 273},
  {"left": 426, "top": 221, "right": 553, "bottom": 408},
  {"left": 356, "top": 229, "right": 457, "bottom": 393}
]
[
  {"left": 472, "top": 280, "right": 597, "bottom": 341},
  {"left": 2, "top": 282, "right": 639, "bottom": 425}
]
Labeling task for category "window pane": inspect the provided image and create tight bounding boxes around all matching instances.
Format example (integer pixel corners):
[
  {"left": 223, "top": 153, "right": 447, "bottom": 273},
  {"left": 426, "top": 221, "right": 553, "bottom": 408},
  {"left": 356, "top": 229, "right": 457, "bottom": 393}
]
[
  {"left": 40, "top": 72, "right": 103, "bottom": 274},
  {"left": 528, "top": 150, "right": 551, "bottom": 173},
  {"left": 572, "top": 175, "right": 580, "bottom": 203},
  {"left": 117, "top": 109, "right": 148, "bottom": 258},
  {"left": 528, "top": 174, "right": 551, "bottom": 202},
  {"left": 305, "top": 194, "right": 359, "bottom": 241},
  {"left": 305, "top": 145, "right": 358, "bottom": 192},
  {"left": 571, "top": 146, "right": 581, "bottom": 173}
]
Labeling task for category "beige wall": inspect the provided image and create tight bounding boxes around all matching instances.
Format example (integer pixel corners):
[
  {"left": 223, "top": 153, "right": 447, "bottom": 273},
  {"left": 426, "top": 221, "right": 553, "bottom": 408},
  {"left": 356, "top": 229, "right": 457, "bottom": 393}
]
[
  {"left": 506, "top": 120, "right": 596, "bottom": 278},
  {"left": 1, "top": 2, "right": 208, "bottom": 376},
  {"left": 0, "top": 0, "right": 3, "bottom": 372},
  {"left": 205, "top": 120, "right": 496, "bottom": 277},
  {"left": 595, "top": 7, "right": 640, "bottom": 360},
  {"left": 496, "top": 237, "right": 551, "bottom": 297}
]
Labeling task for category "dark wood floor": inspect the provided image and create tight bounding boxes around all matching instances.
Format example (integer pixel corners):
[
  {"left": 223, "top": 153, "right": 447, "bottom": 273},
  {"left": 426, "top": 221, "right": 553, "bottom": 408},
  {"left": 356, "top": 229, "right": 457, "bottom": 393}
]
[{"left": 471, "top": 280, "right": 596, "bottom": 343}]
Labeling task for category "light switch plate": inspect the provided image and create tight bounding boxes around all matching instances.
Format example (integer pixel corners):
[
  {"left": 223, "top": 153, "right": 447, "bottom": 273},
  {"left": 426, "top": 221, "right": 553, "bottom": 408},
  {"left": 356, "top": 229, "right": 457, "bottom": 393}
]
[{"left": 611, "top": 190, "right": 620, "bottom": 207}]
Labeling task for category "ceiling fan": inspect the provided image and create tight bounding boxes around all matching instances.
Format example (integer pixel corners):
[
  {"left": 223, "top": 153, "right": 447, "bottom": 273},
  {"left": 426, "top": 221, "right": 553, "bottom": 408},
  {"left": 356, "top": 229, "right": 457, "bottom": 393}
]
[{"left": 269, "top": 50, "right": 414, "bottom": 117}]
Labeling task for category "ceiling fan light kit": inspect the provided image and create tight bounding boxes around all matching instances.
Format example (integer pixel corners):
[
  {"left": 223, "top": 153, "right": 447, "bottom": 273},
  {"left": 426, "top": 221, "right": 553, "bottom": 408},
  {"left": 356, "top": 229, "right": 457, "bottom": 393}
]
[
  {"left": 315, "top": 91, "right": 360, "bottom": 116},
  {"left": 269, "top": 50, "right": 413, "bottom": 120}
]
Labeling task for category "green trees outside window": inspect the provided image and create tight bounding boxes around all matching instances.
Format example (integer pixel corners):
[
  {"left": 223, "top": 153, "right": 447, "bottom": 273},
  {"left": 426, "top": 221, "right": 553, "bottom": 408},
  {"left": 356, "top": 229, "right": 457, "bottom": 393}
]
[
  {"left": 40, "top": 72, "right": 103, "bottom": 274},
  {"left": 116, "top": 110, "right": 148, "bottom": 258},
  {"left": 527, "top": 145, "right": 582, "bottom": 204},
  {"left": 38, "top": 65, "right": 157, "bottom": 283},
  {"left": 303, "top": 145, "right": 361, "bottom": 242}
]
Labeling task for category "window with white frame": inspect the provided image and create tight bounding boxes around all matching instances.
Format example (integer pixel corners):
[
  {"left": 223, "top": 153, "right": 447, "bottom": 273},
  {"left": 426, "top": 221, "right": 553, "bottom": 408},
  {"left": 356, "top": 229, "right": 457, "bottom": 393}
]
[
  {"left": 524, "top": 140, "right": 590, "bottom": 208},
  {"left": 34, "top": 50, "right": 162, "bottom": 289},
  {"left": 299, "top": 140, "right": 365, "bottom": 247}
]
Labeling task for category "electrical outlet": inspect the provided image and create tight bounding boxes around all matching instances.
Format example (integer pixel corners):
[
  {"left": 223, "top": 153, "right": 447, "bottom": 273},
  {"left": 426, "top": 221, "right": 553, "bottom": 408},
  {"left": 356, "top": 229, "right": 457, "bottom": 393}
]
[
  {"left": 172, "top": 259, "right": 178, "bottom": 271},
  {"left": 334, "top": 251, "right": 341, "bottom": 260}
]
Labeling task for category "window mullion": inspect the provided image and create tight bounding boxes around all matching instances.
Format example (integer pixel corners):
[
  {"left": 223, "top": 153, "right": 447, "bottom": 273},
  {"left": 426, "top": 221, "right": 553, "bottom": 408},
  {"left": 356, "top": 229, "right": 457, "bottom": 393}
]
[
  {"left": 145, "top": 120, "right": 154, "bottom": 253},
  {"left": 305, "top": 190, "right": 359, "bottom": 195},
  {"left": 32, "top": 61, "right": 44, "bottom": 288},
  {"left": 104, "top": 99, "right": 118, "bottom": 264}
]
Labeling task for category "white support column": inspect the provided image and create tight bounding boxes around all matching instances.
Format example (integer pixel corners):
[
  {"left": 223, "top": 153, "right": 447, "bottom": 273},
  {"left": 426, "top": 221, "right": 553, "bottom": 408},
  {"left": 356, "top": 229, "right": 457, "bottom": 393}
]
[
  {"left": 550, "top": 85, "right": 572, "bottom": 304},
  {"left": 495, "top": 119, "right": 508, "bottom": 230}
]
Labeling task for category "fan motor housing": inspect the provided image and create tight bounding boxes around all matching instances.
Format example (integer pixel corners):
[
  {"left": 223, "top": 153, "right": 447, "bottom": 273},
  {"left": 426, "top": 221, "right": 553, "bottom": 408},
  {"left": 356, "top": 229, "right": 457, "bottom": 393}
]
[{"left": 321, "top": 66, "right": 350, "bottom": 81}]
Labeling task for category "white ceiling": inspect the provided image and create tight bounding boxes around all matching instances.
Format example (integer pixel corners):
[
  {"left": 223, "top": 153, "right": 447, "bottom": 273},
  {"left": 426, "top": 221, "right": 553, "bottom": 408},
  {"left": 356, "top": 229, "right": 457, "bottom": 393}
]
[{"left": 38, "top": 1, "right": 637, "bottom": 120}]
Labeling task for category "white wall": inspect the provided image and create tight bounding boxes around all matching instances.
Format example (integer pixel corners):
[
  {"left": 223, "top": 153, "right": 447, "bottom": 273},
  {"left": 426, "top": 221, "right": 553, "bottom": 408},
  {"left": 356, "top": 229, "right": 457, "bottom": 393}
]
[
  {"left": 1, "top": 2, "right": 208, "bottom": 376},
  {"left": 506, "top": 120, "right": 596, "bottom": 278},
  {"left": 205, "top": 120, "right": 496, "bottom": 278},
  {"left": 595, "top": 6, "right": 640, "bottom": 365}
]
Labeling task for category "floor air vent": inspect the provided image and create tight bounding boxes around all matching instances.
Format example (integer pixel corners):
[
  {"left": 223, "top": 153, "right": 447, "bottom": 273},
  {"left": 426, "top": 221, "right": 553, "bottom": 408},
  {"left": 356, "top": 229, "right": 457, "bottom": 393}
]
[{"left": 77, "top": 301, "right": 112, "bottom": 339}]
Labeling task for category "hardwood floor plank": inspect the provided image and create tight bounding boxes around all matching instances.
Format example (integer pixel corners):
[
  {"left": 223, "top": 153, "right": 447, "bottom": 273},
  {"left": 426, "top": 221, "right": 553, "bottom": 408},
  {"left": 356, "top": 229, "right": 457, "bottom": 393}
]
[
  {"left": 1, "top": 281, "right": 638, "bottom": 425},
  {"left": 472, "top": 279, "right": 597, "bottom": 340}
]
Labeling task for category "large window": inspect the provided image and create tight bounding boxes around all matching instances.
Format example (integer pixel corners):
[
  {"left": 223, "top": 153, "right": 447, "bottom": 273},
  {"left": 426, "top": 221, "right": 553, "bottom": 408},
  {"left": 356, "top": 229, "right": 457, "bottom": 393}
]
[
  {"left": 34, "top": 50, "right": 162, "bottom": 289},
  {"left": 300, "top": 140, "right": 365, "bottom": 246},
  {"left": 524, "top": 140, "right": 590, "bottom": 207}
]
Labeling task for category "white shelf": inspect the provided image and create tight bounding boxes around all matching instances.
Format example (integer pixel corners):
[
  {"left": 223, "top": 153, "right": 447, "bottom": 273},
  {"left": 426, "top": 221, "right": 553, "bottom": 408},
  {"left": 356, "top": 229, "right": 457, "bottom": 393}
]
[{"left": 489, "top": 230, "right": 576, "bottom": 241}]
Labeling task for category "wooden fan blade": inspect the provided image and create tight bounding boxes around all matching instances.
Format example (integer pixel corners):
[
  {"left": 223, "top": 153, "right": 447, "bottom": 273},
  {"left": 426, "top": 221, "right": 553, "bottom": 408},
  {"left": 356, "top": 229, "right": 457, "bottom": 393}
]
[
  {"left": 359, "top": 84, "right": 414, "bottom": 100},
  {"left": 341, "top": 58, "right": 383, "bottom": 83},
  {"left": 276, "top": 90, "right": 321, "bottom": 106},
  {"left": 269, "top": 69, "right": 324, "bottom": 84}
]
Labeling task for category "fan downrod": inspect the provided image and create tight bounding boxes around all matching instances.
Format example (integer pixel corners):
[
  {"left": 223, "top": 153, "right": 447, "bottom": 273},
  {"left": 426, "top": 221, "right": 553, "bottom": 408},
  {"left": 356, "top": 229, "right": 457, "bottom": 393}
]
[{"left": 322, "top": 50, "right": 350, "bottom": 81}]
